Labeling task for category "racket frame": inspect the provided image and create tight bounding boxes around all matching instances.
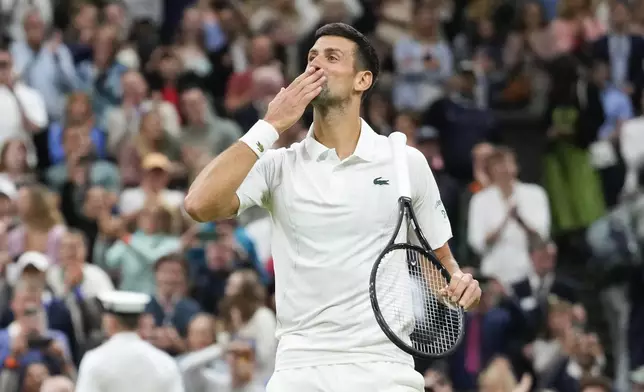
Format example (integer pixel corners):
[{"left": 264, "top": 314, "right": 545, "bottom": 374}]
[{"left": 369, "top": 195, "right": 465, "bottom": 359}]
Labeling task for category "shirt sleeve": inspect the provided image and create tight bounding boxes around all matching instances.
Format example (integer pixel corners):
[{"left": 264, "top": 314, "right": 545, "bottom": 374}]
[
  {"left": 235, "top": 136, "right": 282, "bottom": 215},
  {"left": 17, "top": 86, "right": 48, "bottom": 128},
  {"left": 408, "top": 147, "right": 452, "bottom": 249}
]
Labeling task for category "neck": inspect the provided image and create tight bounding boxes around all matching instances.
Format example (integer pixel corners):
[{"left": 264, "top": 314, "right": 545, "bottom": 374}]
[
  {"left": 613, "top": 25, "right": 627, "bottom": 35},
  {"left": 312, "top": 102, "right": 361, "bottom": 159},
  {"left": 497, "top": 181, "right": 513, "bottom": 197}
]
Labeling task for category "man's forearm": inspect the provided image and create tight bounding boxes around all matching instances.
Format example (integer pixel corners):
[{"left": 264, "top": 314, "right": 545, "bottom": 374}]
[
  {"left": 433, "top": 243, "right": 460, "bottom": 275},
  {"left": 184, "top": 141, "right": 258, "bottom": 222}
]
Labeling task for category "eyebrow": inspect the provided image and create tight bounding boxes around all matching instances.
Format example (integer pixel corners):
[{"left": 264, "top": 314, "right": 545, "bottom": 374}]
[{"left": 308, "top": 48, "right": 345, "bottom": 57}]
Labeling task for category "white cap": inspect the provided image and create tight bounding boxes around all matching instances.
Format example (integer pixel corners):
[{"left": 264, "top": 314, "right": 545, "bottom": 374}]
[
  {"left": 0, "top": 176, "right": 17, "bottom": 200},
  {"left": 98, "top": 291, "right": 151, "bottom": 315},
  {"left": 7, "top": 251, "right": 51, "bottom": 286}
]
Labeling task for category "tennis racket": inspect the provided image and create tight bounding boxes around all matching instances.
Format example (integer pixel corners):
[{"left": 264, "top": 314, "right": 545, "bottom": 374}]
[{"left": 369, "top": 132, "right": 465, "bottom": 359}]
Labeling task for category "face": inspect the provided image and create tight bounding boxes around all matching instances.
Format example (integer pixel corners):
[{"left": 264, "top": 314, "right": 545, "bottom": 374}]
[
  {"left": 122, "top": 72, "right": 148, "bottom": 102},
  {"left": 141, "top": 112, "right": 163, "bottom": 141},
  {"left": 137, "top": 207, "right": 160, "bottom": 234},
  {"left": 67, "top": 96, "right": 92, "bottom": 126},
  {"left": 611, "top": 3, "right": 630, "bottom": 28},
  {"left": 143, "top": 168, "right": 170, "bottom": 190},
  {"left": 187, "top": 316, "right": 215, "bottom": 351},
  {"left": 250, "top": 36, "right": 274, "bottom": 66},
  {"left": 524, "top": 2, "right": 543, "bottom": 28},
  {"left": 59, "top": 233, "right": 86, "bottom": 266},
  {"left": 22, "top": 363, "right": 50, "bottom": 392},
  {"left": 182, "top": 8, "right": 201, "bottom": 34},
  {"left": 3, "top": 140, "right": 28, "bottom": 172},
  {"left": 75, "top": 4, "right": 98, "bottom": 30},
  {"left": 205, "top": 234, "right": 237, "bottom": 271},
  {"left": 104, "top": 3, "right": 125, "bottom": 26},
  {"left": 548, "top": 307, "right": 573, "bottom": 335},
  {"left": 307, "top": 35, "right": 371, "bottom": 107},
  {"left": 155, "top": 260, "right": 184, "bottom": 295},
  {"left": 0, "top": 50, "right": 13, "bottom": 85},
  {"left": 181, "top": 89, "right": 207, "bottom": 124},
  {"left": 217, "top": 9, "right": 238, "bottom": 35},
  {"left": 11, "top": 288, "right": 41, "bottom": 322},
  {"left": 414, "top": 6, "right": 437, "bottom": 32},
  {"left": 489, "top": 154, "right": 517, "bottom": 183},
  {"left": 24, "top": 13, "right": 45, "bottom": 47},
  {"left": 159, "top": 55, "right": 182, "bottom": 81}
]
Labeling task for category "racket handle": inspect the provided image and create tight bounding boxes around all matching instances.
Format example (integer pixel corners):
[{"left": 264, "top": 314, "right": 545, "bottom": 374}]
[{"left": 389, "top": 132, "right": 412, "bottom": 199}]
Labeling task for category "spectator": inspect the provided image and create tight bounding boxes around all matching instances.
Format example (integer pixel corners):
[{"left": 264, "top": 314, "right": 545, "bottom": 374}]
[
  {"left": 477, "top": 356, "right": 532, "bottom": 392},
  {"left": 175, "top": 7, "right": 213, "bottom": 78},
  {"left": 45, "top": 92, "right": 107, "bottom": 166},
  {"left": 219, "top": 269, "right": 276, "bottom": 383},
  {"left": 118, "top": 109, "right": 184, "bottom": 188},
  {"left": 145, "top": 253, "right": 200, "bottom": 353},
  {"left": 0, "top": 38, "right": 48, "bottom": 148},
  {"left": 105, "top": 203, "right": 181, "bottom": 294},
  {"left": 549, "top": 0, "right": 605, "bottom": 57},
  {"left": 180, "top": 85, "right": 243, "bottom": 159},
  {"left": 105, "top": 70, "right": 180, "bottom": 156},
  {"left": 62, "top": 3, "right": 97, "bottom": 65},
  {"left": 77, "top": 25, "right": 128, "bottom": 128},
  {"left": 0, "top": 138, "right": 37, "bottom": 189},
  {"left": 0, "top": 279, "right": 73, "bottom": 375},
  {"left": 11, "top": 8, "right": 80, "bottom": 122},
  {"left": 7, "top": 186, "right": 65, "bottom": 264},
  {"left": 393, "top": 2, "right": 453, "bottom": 111},
  {"left": 468, "top": 147, "right": 550, "bottom": 285},
  {"left": 579, "top": 375, "right": 613, "bottom": 392},
  {"left": 117, "top": 153, "right": 185, "bottom": 218}
]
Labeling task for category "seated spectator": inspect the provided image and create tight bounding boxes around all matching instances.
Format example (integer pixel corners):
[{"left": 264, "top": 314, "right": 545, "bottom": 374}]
[
  {"left": 44, "top": 126, "right": 121, "bottom": 194},
  {"left": 0, "top": 280, "right": 74, "bottom": 374},
  {"left": 219, "top": 269, "right": 276, "bottom": 383},
  {"left": 105, "top": 70, "right": 180, "bottom": 155},
  {"left": 180, "top": 85, "right": 243, "bottom": 159},
  {"left": 393, "top": 2, "right": 453, "bottom": 111},
  {"left": 449, "top": 275, "right": 530, "bottom": 391},
  {"left": 549, "top": 0, "right": 605, "bottom": 57},
  {"left": 46, "top": 92, "right": 107, "bottom": 166},
  {"left": 63, "top": 3, "right": 97, "bottom": 65},
  {"left": 105, "top": 203, "right": 181, "bottom": 295},
  {"left": 468, "top": 147, "right": 550, "bottom": 286},
  {"left": 118, "top": 153, "right": 184, "bottom": 220},
  {"left": 118, "top": 109, "right": 184, "bottom": 188},
  {"left": 146, "top": 254, "right": 200, "bottom": 355},
  {"left": 0, "top": 38, "right": 48, "bottom": 149},
  {"left": 7, "top": 186, "right": 65, "bottom": 264},
  {"left": 11, "top": 9, "right": 80, "bottom": 123},
  {"left": 178, "top": 313, "right": 220, "bottom": 392},
  {"left": 512, "top": 237, "right": 584, "bottom": 336},
  {"left": 76, "top": 25, "right": 128, "bottom": 128},
  {"left": 175, "top": 7, "right": 213, "bottom": 78},
  {"left": 0, "top": 138, "right": 38, "bottom": 190},
  {"left": 47, "top": 229, "right": 113, "bottom": 298},
  {"left": 47, "top": 229, "right": 110, "bottom": 359}
]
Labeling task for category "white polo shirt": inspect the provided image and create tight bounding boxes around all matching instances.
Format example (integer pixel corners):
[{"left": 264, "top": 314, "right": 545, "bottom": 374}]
[{"left": 236, "top": 119, "right": 452, "bottom": 370}]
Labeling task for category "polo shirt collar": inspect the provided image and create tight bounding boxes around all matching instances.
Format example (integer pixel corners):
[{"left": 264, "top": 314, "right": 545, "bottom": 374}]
[{"left": 304, "top": 118, "right": 378, "bottom": 162}]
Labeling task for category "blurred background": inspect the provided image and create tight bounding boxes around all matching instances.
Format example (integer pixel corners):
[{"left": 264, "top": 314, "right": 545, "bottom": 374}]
[{"left": 0, "top": 0, "right": 642, "bottom": 391}]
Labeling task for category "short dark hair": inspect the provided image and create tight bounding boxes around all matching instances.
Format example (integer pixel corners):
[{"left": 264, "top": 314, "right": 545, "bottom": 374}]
[
  {"left": 313, "top": 23, "right": 380, "bottom": 95},
  {"left": 115, "top": 313, "right": 141, "bottom": 330},
  {"left": 579, "top": 376, "right": 612, "bottom": 392},
  {"left": 154, "top": 253, "right": 189, "bottom": 280}
]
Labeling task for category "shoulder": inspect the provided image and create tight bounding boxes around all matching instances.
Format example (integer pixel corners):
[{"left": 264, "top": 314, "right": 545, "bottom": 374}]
[{"left": 517, "top": 182, "right": 548, "bottom": 199}]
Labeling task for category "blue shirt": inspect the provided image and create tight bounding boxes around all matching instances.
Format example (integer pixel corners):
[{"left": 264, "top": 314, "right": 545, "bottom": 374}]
[
  {"left": 0, "top": 327, "right": 71, "bottom": 369},
  {"left": 609, "top": 34, "right": 630, "bottom": 86},
  {"left": 47, "top": 122, "right": 108, "bottom": 164},
  {"left": 10, "top": 41, "right": 81, "bottom": 122},
  {"left": 599, "top": 85, "right": 634, "bottom": 139}
]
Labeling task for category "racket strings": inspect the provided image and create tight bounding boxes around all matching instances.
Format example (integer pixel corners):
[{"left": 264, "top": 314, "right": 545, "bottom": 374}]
[{"left": 375, "top": 246, "right": 464, "bottom": 356}]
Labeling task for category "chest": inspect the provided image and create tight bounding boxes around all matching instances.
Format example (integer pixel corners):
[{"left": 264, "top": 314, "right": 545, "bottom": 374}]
[
  {"left": 25, "top": 230, "right": 49, "bottom": 253},
  {"left": 272, "top": 159, "right": 400, "bottom": 238}
]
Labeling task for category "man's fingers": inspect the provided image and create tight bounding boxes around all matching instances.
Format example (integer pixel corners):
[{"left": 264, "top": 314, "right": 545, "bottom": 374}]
[
  {"left": 301, "top": 86, "right": 323, "bottom": 102},
  {"left": 299, "top": 74, "right": 326, "bottom": 97},
  {"left": 288, "top": 66, "right": 318, "bottom": 90},
  {"left": 459, "top": 281, "right": 481, "bottom": 309}
]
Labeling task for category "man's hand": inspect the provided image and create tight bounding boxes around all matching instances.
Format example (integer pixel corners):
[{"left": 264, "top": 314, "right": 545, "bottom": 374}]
[
  {"left": 10, "top": 333, "right": 27, "bottom": 357},
  {"left": 441, "top": 270, "right": 481, "bottom": 310},
  {"left": 263, "top": 66, "right": 326, "bottom": 133}
]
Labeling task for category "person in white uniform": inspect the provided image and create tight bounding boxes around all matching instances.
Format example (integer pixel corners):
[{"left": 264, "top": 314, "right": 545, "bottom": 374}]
[
  {"left": 75, "top": 291, "right": 185, "bottom": 392},
  {"left": 185, "top": 23, "right": 481, "bottom": 392}
]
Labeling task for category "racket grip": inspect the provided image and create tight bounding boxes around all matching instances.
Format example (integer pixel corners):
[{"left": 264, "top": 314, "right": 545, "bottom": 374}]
[{"left": 389, "top": 132, "right": 412, "bottom": 198}]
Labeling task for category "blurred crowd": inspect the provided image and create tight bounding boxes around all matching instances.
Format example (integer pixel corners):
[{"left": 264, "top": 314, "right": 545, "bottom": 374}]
[{"left": 0, "top": 0, "right": 643, "bottom": 391}]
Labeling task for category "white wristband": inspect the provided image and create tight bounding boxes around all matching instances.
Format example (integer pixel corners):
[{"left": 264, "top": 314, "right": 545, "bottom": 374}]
[{"left": 240, "top": 120, "right": 280, "bottom": 158}]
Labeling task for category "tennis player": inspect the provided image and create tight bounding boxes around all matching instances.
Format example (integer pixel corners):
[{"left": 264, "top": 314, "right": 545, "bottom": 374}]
[{"left": 185, "top": 23, "right": 481, "bottom": 392}]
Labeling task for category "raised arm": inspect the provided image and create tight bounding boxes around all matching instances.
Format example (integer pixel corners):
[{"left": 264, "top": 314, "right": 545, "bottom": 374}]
[{"left": 184, "top": 67, "right": 326, "bottom": 222}]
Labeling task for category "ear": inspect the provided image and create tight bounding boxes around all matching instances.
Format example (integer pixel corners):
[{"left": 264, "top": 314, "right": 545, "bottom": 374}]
[{"left": 354, "top": 70, "right": 373, "bottom": 93}]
